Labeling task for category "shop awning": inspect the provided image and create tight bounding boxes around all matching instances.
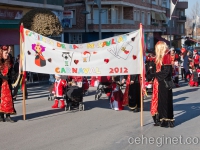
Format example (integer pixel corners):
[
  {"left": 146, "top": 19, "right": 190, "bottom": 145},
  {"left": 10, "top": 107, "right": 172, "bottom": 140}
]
[
  {"left": 151, "top": 12, "right": 167, "bottom": 21},
  {"left": 0, "top": 29, "right": 20, "bottom": 45},
  {"left": 0, "top": 19, "right": 20, "bottom": 29},
  {"left": 161, "top": 13, "right": 167, "bottom": 21},
  {"left": 155, "top": 12, "right": 162, "bottom": 20}
]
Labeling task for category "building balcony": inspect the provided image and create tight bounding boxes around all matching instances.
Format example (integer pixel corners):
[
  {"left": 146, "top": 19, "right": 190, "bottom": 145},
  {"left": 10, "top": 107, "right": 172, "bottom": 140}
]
[
  {"left": 151, "top": 22, "right": 159, "bottom": 26},
  {"left": 166, "top": 27, "right": 185, "bottom": 35},
  {"left": 88, "top": 19, "right": 134, "bottom": 25},
  {"left": 0, "top": 0, "right": 64, "bottom": 10},
  {"left": 177, "top": 16, "right": 186, "bottom": 22},
  {"left": 176, "top": 1, "right": 188, "bottom": 9}
]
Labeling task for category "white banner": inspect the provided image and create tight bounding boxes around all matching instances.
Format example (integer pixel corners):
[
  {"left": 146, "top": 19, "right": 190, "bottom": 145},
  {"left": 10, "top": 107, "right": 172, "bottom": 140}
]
[{"left": 23, "top": 28, "right": 142, "bottom": 76}]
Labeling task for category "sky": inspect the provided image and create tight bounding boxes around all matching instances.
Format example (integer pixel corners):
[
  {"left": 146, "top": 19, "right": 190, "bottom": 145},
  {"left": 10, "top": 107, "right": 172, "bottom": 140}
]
[{"left": 185, "top": 0, "right": 199, "bottom": 17}]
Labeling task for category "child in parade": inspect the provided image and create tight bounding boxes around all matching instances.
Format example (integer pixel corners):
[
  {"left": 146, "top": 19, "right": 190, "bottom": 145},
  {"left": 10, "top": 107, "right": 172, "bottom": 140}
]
[
  {"left": 188, "top": 68, "right": 199, "bottom": 87},
  {"left": 193, "top": 50, "right": 199, "bottom": 69},
  {"left": 110, "top": 76, "right": 124, "bottom": 111},
  {"left": 173, "top": 61, "right": 180, "bottom": 87},
  {"left": 51, "top": 74, "right": 67, "bottom": 109}
]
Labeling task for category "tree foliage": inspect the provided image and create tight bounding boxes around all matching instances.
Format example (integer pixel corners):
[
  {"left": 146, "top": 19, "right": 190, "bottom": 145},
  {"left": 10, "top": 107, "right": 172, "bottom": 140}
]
[{"left": 20, "top": 8, "right": 63, "bottom": 36}]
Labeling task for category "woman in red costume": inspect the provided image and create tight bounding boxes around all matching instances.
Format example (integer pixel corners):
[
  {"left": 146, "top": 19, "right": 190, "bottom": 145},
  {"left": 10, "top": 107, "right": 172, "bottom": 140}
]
[
  {"left": 150, "top": 41, "right": 174, "bottom": 128},
  {"left": 0, "top": 45, "right": 16, "bottom": 122}
]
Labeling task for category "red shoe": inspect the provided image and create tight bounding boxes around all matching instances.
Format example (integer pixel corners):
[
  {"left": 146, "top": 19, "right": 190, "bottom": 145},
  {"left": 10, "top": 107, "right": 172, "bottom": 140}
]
[
  {"left": 60, "top": 100, "right": 65, "bottom": 109},
  {"left": 52, "top": 100, "right": 59, "bottom": 108}
]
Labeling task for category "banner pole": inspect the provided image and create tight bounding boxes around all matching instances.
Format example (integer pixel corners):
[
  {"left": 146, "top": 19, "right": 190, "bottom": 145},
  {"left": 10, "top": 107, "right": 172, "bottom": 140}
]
[
  {"left": 20, "top": 23, "right": 26, "bottom": 120},
  {"left": 22, "top": 79, "right": 26, "bottom": 120},
  {"left": 140, "top": 23, "right": 144, "bottom": 127}
]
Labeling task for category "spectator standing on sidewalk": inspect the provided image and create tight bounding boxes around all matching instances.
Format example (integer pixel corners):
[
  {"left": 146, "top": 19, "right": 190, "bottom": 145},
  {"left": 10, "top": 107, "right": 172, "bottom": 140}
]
[
  {"left": 181, "top": 48, "right": 189, "bottom": 82},
  {"left": 180, "top": 52, "right": 185, "bottom": 80}
]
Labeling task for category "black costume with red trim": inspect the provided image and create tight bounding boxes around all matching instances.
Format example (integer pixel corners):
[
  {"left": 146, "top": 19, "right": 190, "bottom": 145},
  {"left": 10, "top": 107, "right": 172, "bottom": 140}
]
[{"left": 150, "top": 50, "right": 174, "bottom": 127}]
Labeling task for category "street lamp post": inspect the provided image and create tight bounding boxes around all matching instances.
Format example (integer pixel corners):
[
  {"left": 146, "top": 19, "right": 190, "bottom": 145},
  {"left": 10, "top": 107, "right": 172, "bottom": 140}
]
[
  {"left": 81, "top": 10, "right": 90, "bottom": 42},
  {"left": 98, "top": 0, "right": 102, "bottom": 40},
  {"left": 94, "top": 0, "right": 102, "bottom": 40}
]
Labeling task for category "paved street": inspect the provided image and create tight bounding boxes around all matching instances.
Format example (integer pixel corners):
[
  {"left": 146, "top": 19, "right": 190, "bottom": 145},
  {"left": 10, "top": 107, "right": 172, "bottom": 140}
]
[{"left": 0, "top": 80, "right": 200, "bottom": 150}]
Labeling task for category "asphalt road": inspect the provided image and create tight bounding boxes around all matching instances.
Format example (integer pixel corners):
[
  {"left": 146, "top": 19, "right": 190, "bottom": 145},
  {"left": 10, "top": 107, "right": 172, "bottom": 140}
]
[{"left": 0, "top": 80, "right": 200, "bottom": 150}]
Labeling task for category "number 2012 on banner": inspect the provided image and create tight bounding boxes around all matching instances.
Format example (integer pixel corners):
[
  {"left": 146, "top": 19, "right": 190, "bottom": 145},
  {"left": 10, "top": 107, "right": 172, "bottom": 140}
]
[{"left": 109, "top": 67, "right": 128, "bottom": 74}]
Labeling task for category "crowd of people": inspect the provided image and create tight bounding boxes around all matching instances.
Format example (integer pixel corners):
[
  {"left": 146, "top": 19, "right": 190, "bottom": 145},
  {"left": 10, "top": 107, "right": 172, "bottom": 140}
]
[{"left": 0, "top": 42, "right": 199, "bottom": 126}]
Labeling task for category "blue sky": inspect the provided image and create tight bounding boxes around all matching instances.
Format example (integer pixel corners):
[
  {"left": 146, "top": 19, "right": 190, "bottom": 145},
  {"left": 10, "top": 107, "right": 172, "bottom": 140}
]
[{"left": 185, "top": 0, "right": 199, "bottom": 17}]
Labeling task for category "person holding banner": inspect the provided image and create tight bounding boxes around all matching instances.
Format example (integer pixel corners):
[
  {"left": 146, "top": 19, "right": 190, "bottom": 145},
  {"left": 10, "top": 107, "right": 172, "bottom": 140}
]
[
  {"left": 0, "top": 45, "right": 16, "bottom": 122},
  {"left": 128, "top": 75, "right": 141, "bottom": 112},
  {"left": 150, "top": 41, "right": 174, "bottom": 128}
]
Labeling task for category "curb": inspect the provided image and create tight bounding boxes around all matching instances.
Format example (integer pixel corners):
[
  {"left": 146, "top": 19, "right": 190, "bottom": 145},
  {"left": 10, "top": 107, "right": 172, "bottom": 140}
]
[{"left": 26, "top": 81, "right": 49, "bottom": 87}]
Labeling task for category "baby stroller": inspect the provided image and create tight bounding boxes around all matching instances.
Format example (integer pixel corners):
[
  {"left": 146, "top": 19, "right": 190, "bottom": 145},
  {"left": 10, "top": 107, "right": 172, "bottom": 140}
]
[
  {"left": 82, "top": 77, "right": 89, "bottom": 95},
  {"left": 65, "top": 85, "right": 84, "bottom": 111},
  {"left": 47, "top": 83, "right": 54, "bottom": 101},
  {"left": 47, "top": 74, "right": 55, "bottom": 101},
  {"left": 95, "top": 76, "right": 112, "bottom": 100}
]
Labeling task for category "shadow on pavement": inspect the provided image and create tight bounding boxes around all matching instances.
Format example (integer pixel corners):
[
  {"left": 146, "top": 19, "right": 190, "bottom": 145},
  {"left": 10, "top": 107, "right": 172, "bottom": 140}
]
[
  {"left": 12, "top": 109, "right": 64, "bottom": 121},
  {"left": 173, "top": 88, "right": 199, "bottom": 96},
  {"left": 173, "top": 102, "right": 200, "bottom": 126}
]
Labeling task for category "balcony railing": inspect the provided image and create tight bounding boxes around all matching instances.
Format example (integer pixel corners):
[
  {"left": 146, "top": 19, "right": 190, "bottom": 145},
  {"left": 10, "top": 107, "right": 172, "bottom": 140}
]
[
  {"left": 178, "top": 16, "right": 186, "bottom": 21},
  {"left": 166, "top": 27, "right": 185, "bottom": 35},
  {"left": 88, "top": 19, "right": 134, "bottom": 25}
]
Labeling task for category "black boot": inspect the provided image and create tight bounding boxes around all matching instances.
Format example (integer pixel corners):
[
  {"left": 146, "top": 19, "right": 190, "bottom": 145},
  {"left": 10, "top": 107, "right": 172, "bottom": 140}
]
[
  {"left": 0, "top": 113, "right": 5, "bottom": 122},
  {"left": 160, "top": 120, "right": 168, "bottom": 127},
  {"left": 152, "top": 114, "right": 160, "bottom": 126},
  {"left": 168, "top": 121, "right": 175, "bottom": 128},
  {"left": 133, "top": 108, "right": 140, "bottom": 113},
  {"left": 5, "top": 114, "right": 15, "bottom": 123}
]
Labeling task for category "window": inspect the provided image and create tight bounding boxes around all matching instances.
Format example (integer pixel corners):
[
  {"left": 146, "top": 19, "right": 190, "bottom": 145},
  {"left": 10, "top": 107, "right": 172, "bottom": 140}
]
[
  {"left": 147, "top": 12, "right": 151, "bottom": 25},
  {"left": 68, "top": 9, "right": 76, "bottom": 25},
  {"left": 69, "top": 33, "right": 82, "bottom": 44},
  {"left": 134, "top": 11, "right": 137, "bottom": 21},
  {"left": 152, "top": 0, "right": 156, "bottom": 5},
  {"left": 141, "top": 12, "right": 145, "bottom": 25},
  {"left": 137, "top": 11, "right": 140, "bottom": 21},
  {"left": 93, "top": 9, "right": 108, "bottom": 24},
  {"left": 112, "top": 9, "right": 118, "bottom": 24},
  {"left": 180, "top": 24, "right": 184, "bottom": 34}
]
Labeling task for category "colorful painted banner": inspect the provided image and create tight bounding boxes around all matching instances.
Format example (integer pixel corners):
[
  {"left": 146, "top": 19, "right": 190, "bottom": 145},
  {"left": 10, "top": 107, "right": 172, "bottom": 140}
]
[{"left": 23, "top": 28, "right": 142, "bottom": 76}]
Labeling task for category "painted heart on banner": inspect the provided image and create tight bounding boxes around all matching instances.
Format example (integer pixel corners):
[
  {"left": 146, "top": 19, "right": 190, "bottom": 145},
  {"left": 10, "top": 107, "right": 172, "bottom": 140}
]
[
  {"left": 74, "top": 60, "right": 79, "bottom": 64},
  {"left": 131, "top": 37, "right": 135, "bottom": 42},
  {"left": 27, "top": 50, "right": 31, "bottom": 55},
  {"left": 48, "top": 58, "right": 52, "bottom": 62},
  {"left": 124, "top": 50, "right": 129, "bottom": 54},
  {"left": 104, "top": 59, "right": 109, "bottom": 64},
  {"left": 132, "top": 55, "right": 137, "bottom": 60},
  {"left": 93, "top": 52, "right": 97, "bottom": 54}
]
